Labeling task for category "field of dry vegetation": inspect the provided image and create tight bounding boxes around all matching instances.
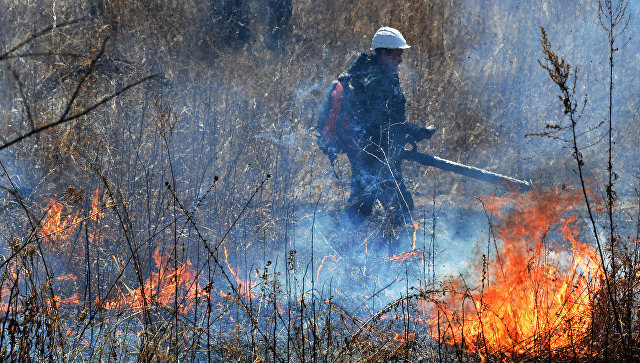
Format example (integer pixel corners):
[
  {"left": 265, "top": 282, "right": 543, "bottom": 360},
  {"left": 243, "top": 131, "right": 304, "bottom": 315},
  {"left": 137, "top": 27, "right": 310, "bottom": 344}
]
[{"left": 0, "top": 0, "right": 639, "bottom": 361}]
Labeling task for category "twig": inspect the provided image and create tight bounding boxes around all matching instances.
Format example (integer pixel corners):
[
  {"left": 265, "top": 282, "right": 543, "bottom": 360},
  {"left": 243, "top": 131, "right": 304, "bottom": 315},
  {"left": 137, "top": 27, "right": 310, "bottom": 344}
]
[
  {"left": 0, "top": 18, "right": 86, "bottom": 61},
  {"left": 0, "top": 74, "right": 156, "bottom": 152}
]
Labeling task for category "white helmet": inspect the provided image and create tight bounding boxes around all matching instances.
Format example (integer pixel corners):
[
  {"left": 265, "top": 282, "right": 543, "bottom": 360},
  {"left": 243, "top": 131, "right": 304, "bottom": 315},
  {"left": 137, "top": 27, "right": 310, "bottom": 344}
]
[{"left": 370, "top": 27, "right": 410, "bottom": 50}]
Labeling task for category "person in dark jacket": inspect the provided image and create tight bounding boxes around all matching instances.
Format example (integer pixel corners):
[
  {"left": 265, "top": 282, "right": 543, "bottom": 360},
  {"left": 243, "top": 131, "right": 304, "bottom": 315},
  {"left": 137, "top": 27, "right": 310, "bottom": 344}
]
[{"left": 342, "top": 27, "right": 435, "bottom": 227}]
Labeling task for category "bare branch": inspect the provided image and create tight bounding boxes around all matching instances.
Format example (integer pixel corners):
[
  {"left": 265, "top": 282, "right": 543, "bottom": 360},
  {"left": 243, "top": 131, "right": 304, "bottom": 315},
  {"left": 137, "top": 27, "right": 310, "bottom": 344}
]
[
  {"left": 9, "top": 67, "right": 35, "bottom": 131},
  {"left": 59, "top": 36, "right": 110, "bottom": 122},
  {"left": 0, "top": 74, "right": 157, "bottom": 152},
  {"left": 1, "top": 52, "right": 84, "bottom": 60},
  {"left": 0, "top": 18, "right": 86, "bottom": 61}
]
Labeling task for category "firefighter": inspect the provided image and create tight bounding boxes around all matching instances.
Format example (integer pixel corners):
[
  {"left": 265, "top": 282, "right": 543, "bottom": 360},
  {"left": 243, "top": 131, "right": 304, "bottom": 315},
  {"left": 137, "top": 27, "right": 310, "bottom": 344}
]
[{"left": 342, "top": 27, "right": 435, "bottom": 227}]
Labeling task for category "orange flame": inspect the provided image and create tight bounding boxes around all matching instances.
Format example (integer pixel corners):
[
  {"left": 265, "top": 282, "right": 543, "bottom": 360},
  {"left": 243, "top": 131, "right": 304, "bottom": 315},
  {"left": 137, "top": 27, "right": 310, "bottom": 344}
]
[
  {"left": 221, "top": 244, "right": 258, "bottom": 298},
  {"left": 56, "top": 273, "right": 78, "bottom": 282},
  {"left": 412, "top": 221, "right": 419, "bottom": 250},
  {"left": 0, "top": 188, "right": 113, "bottom": 313},
  {"left": 105, "top": 249, "right": 202, "bottom": 313},
  {"left": 40, "top": 187, "right": 113, "bottom": 246},
  {"left": 90, "top": 188, "right": 104, "bottom": 221},
  {"left": 0, "top": 261, "right": 22, "bottom": 311},
  {"left": 317, "top": 254, "right": 339, "bottom": 281},
  {"left": 392, "top": 332, "right": 415, "bottom": 344},
  {"left": 386, "top": 222, "right": 423, "bottom": 266},
  {"left": 386, "top": 250, "right": 422, "bottom": 266},
  {"left": 430, "top": 189, "right": 602, "bottom": 359},
  {"left": 55, "top": 292, "right": 80, "bottom": 306},
  {"left": 40, "top": 198, "right": 81, "bottom": 244},
  {"left": 53, "top": 272, "right": 82, "bottom": 307}
]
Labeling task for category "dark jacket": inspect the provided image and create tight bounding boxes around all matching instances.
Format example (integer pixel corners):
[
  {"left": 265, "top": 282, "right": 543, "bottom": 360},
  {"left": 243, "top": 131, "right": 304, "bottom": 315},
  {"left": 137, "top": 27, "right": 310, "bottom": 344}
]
[{"left": 345, "top": 53, "right": 423, "bottom": 157}]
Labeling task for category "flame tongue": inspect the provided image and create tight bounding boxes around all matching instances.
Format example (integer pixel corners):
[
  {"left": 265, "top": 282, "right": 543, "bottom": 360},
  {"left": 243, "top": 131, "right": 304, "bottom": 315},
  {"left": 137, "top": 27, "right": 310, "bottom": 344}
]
[
  {"left": 40, "top": 198, "right": 82, "bottom": 244},
  {"left": 432, "top": 189, "right": 602, "bottom": 358},
  {"left": 40, "top": 187, "right": 112, "bottom": 246},
  {"left": 104, "top": 248, "right": 202, "bottom": 313}
]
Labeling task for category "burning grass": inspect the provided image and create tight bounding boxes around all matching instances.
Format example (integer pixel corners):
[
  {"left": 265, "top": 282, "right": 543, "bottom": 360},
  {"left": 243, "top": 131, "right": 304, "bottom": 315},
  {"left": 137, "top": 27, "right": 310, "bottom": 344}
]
[
  {"left": 102, "top": 248, "right": 202, "bottom": 314},
  {"left": 429, "top": 188, "right": 606, "bottom": 360},
  {"left": 2, "top": 183, "right": 630, "bottom": 361}
]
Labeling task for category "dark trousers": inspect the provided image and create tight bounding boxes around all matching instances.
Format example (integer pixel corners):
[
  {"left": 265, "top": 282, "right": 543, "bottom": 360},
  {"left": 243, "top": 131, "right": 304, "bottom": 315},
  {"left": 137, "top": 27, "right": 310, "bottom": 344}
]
[{"left": 344, "top": 148, "right": 414, "bottom": 226}]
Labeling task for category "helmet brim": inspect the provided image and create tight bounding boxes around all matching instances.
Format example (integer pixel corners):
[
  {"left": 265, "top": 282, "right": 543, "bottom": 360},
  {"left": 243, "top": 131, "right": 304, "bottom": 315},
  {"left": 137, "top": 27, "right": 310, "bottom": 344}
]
[{"left": 371, "top": 45, "right": 411, "bottom": 51}]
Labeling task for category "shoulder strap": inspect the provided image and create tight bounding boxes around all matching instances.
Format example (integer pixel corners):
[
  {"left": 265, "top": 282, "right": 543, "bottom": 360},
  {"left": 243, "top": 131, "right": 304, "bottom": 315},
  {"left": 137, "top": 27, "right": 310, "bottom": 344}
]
[{"left": 321, "top": 81, "right": 344, "bottom": 142}]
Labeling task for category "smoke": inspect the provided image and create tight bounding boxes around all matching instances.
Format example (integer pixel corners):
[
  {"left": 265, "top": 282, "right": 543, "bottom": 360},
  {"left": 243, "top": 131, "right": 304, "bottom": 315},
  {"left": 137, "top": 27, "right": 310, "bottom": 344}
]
[
  {"left": 217, "top": 199, "right": 487, "bottom": 313},
  {"left": 458, "top": 0, "right": 640, "bottom": 196}
]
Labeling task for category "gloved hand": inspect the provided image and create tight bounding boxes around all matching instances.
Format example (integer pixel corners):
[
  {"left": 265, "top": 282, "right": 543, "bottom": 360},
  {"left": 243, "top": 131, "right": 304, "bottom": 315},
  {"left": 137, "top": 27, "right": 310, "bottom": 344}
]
[
  {"left": 328, "top": 151, "right": 337, "bottom": 166},
  {"left": 415, "top": 125, "right": 436, "bottom": 142}
]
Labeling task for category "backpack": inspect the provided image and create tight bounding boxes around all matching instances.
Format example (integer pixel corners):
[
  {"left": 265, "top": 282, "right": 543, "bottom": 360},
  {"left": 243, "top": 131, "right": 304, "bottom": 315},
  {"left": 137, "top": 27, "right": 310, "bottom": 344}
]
[{"left": 316, "top": 73, "right": 353, "bottom": 164}]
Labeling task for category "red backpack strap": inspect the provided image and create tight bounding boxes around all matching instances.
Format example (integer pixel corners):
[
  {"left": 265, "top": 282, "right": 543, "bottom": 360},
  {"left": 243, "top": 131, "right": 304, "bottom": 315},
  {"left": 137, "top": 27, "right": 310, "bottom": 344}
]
[{"left": 322, "top": 81, "right": 344, "bottom": 142}]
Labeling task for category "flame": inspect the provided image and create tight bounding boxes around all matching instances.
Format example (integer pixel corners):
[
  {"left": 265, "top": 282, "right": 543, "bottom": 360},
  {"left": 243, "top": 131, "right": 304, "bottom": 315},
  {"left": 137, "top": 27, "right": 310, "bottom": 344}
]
[
  {"left": 392, "top": 332, "right": 415, "bottom": 344},
  {"left": 86, "top": 188, "right": 114, "bottom": 245},
  {"left": 40, "top": 198, "right": 82, "bottom": 244},
  {"left": 386, "top": 249, "right": 422, "bottom": 266},
  {"left": 0, "top": 261, "right": 22, "bottom": 311},
  {"left": 385, "top": 222, "right": 423, "bottom": 266},
  {"left": 412, "top": 221, "right": 419, "bottom": 250},
  {"left": 430, "top": 189, "right": 603, "bottom": 359},
  {"left": 298, "top": 291, "right": 311, "bottom": 304},
  {"left": 40, "top": 187, "right": 113, "bottom": 246},
  {"left": 56, "top": 273, "right": 78, "bottom": 282},
  {"left": 317, "top": 254, "right": 339, "bottom": 281},
  {"left": 0, "top": 188, "right": 113, "bottom": 315},
  {"left": 222, "top": 244, "right": 257, "bottom": 298},
  {"left": 105, "top": 249, "right": 202, "bottom": 314},
  {"left": 55, "top": 292, "right": 80, "bottom": 306},
  {"left": 90, "top": 188, "right": 104, "bottom": 221}
]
